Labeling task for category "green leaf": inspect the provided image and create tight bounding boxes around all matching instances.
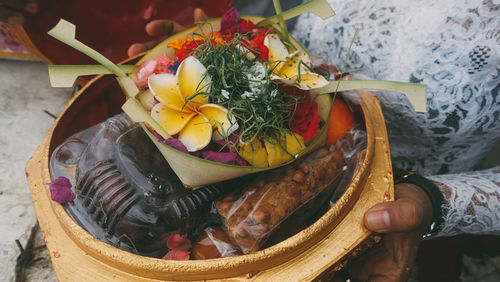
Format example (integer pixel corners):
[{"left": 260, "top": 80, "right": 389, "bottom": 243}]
[
  {"left": 47, "top": 19, "right": 126, "bottom": 77},
  {"left": 48, "top": 65, "right": 135, "bottom": 87},
  {"left": 116, "top": 77, "right": 140, "bottom": 98},
  {"left": 272, "top": 0, "right": 288, "bottom": 39},
  {"left": 258, "top": 0, "right": 335, "bottom": 26},
  {"left": 311, "top": 80, "right": 428, "bottom": 112}
]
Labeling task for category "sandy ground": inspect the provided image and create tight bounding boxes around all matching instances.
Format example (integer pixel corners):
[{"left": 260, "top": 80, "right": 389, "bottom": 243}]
[
  {"left": 0, "top": 59, "right": 71, "bottom": 282},
  {"left": 0, "top": 59, "right": 499, "bottom": 281}
]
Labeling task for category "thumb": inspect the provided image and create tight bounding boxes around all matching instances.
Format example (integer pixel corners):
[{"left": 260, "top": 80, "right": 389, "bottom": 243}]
[
  {"left": 193, "top": 8, "right": 209, "bottom": 22},
  {"left": 364, "top": 199, "right": 424, "bottom": 233}
]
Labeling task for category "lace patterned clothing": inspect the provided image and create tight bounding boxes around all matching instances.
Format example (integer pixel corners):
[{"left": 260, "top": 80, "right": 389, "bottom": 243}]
[
  {"left": 429, "top": 167, "right": 500, "bottom": 236},
  {"left": 293, "top": 0, "right": 500, "bottom": 236}
]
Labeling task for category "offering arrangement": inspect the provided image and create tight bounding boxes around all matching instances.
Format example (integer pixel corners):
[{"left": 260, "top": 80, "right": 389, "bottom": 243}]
[
  {"left": 29, "top": 0, "right": 426, "bottom": 279},
  {"left": 131, "top": 7, "right": 328, "bottom": 168},
  {"left": 116, "top": 6, "right": 336, "bottom": 188}
]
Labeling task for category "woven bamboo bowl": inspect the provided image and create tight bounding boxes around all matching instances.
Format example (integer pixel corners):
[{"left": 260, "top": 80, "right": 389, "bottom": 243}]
[{"left": 26, "top": 17, "right": 393, "bottom": 281}]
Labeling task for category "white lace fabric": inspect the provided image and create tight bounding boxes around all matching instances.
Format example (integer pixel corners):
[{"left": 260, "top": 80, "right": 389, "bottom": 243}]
[
  {"left": 429, "top": 167, "right": 500, "bottom": 237},
  {"left": 293, "top": 0, "right": 500, "bottom": 236}
]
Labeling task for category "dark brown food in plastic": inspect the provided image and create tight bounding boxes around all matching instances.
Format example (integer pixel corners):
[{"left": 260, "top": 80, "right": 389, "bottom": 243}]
[
  {"left": 191, "top": 226, "right": 242, "bottom": 260},
  {"left": 50, "top": 114, "right": 231, "bottom": 257},
  {"left": 216, "top": 144, "right": 345, "bottom": 253}
]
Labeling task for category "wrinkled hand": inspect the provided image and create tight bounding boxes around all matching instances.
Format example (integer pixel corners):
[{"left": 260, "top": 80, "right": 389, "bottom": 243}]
[
  {"left": 0, "top": 0, "right": 37, "bottom": 25},
  {"left": 127, "top": 8, "right": 208, "bottom": 57},
  {"left": 340, "top": 183, "right": 433, "bottom": 282}
]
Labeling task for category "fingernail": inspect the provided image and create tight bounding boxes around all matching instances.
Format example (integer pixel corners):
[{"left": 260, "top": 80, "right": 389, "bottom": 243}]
[
  {"left": 366, "top": 210, "right": 390, "bottom": 232},
  {"left": 143, "top": 5, "right": 155, "bottom": 20}
]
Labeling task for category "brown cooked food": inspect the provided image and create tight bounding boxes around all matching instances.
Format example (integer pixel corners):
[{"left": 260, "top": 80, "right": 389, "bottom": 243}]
[{"left": 216, "top": 144, "right": 345, "bottom": 253}]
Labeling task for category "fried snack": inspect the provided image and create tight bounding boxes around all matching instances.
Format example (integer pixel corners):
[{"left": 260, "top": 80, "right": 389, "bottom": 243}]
[{"left": 216, "top": 144, "right": 345, "bottom": 253}]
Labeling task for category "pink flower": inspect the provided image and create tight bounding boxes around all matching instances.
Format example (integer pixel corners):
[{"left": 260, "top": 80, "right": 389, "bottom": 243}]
[
  {"left": 47, "top": 177, "right": 75, "bottom": 204},
  {"left": 135, "top": 56, "right": 175, "bottom": 88}
]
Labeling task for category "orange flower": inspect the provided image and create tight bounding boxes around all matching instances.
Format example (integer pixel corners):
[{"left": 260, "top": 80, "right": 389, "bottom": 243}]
[{"left": 167, "top": 33, "right": 225, "bottom": 62}]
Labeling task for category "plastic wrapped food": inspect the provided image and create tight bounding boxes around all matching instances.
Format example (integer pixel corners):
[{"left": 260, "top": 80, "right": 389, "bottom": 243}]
[
  {"left": 50, "top": 114, "right": 230, "bottom": 257},
  {"left": 49, "top": 113, "right": 366, "bottom": 258},
  {"left": 216, "top": 144, "right": 346, "bottom": 253},
  {"left": 191, "top": 226, "right": 242, "bottom": 260}
]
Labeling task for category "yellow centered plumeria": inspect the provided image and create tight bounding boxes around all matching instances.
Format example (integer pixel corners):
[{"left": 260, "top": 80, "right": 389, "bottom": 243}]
[
  {"left": 264, "top": 34, "right": 328, "bottom": 90},
  {"left": 150, "top": 56, "right": 238, "bottom": 152}
]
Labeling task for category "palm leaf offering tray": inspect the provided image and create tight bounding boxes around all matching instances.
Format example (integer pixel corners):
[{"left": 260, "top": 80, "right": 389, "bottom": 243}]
[{"left": 25, "top": 0, "right": 427, "bottom": 280}]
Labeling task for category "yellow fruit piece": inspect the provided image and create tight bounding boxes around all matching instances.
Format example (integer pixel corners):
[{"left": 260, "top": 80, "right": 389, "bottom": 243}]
[
  {"left": 199, "top": 104, "right": 238, "bottom": 140},
  {"left": 177, "top": 56, "right": 211, "bottom": 104},
  {"left": 150, "top": 103, "right": 196, "bottom": 135},
  {"left": 264, "top": 131, "right": 305, "bottom": 166},
  {"left": 284, "top": 132, "right": 306, "bottom": 156},
  {"left": 178, "top": 114, "right": 212, "bottom": 152},
  {"left": 238, "top": 138, "right": 269, "bottom": 167},
  {"left": 148, "top": 73, "right": 191, "bottom": 112}
]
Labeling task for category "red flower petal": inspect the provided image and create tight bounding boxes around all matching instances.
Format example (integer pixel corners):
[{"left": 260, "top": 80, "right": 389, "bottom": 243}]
[
  {"left": 162, "top": 249, "right": 191, "bottom": 260},
  {"left": 166, "top": 233, "right": 191, "bottom": 251},
  {"left": 289, "top": 91, "right": 322, "bottom": 141},
  {"left": 238, "top": 19, "right": 256, "bottom": 34}
]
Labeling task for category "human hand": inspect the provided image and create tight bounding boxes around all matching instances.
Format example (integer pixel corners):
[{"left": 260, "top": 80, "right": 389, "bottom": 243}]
[
  {"left": 0, "top": 0, "right": 37, "bottom": 25},
  {"left": 339, "top": 183, "right": 433, "bottom": 282},
  {"left": 127, "top": 8, "right": 208, "bottom": 57}
]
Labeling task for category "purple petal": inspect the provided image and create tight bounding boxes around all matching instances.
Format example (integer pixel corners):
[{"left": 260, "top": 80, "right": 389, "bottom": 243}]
[
  {"left": 152, "top": 132, "right": 189, "bottom": 153},
  {"left": 48, "top": 177, "right": 75, "bottom": 204},
  {"left": 214, "top": 131, "right": 240, "bottom": 148},
  {"left": 167, "top": 61, "right": 180, "bottom": 74},
  {"left": 153, "top": 130, "right": 166, "bottom": 142},
  {"left": 220, "top": 7, "right": 241, "bottom": 34},
  {"left": 234, "top": 155, "right": 249, "bottom": 166},
  {"left": 202, "top": 151, "right": 248, "bottom": 166},
  {"left": 162, "top": 138, "right": 189, "bottom": 153}
]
